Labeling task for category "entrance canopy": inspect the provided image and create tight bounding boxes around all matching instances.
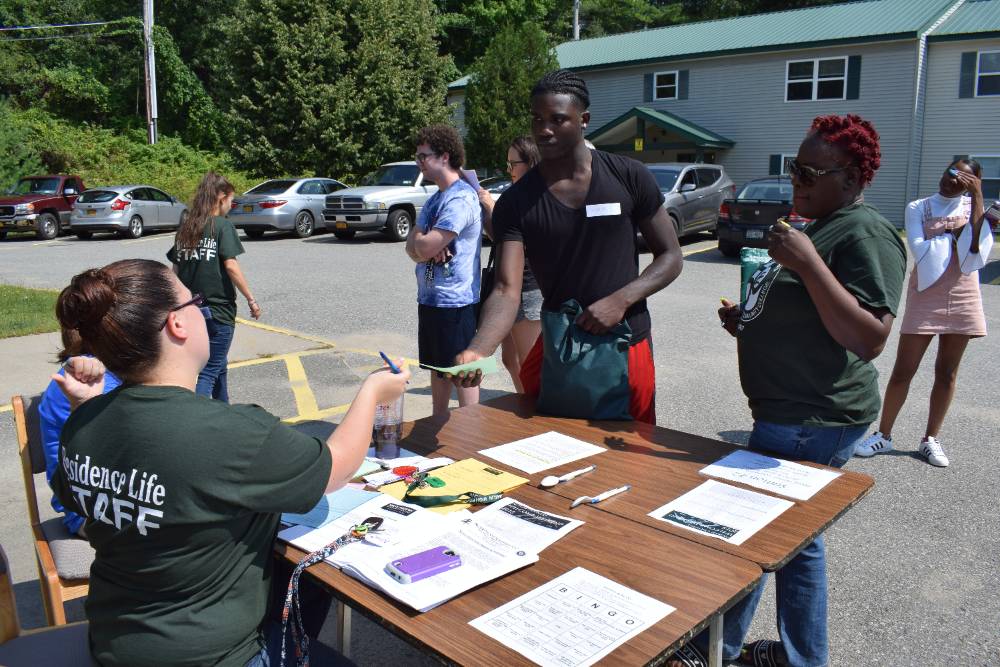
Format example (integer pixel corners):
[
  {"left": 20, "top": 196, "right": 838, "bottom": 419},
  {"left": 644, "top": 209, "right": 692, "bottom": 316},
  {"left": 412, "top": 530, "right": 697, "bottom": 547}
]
[{"left": 587, "top": 106, "right": 734, "bottom": 155}]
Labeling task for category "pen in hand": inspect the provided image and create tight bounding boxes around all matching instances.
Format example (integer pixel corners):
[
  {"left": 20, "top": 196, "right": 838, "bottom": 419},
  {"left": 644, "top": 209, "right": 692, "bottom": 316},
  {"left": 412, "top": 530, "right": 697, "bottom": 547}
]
[{"left": 379, "top": 351, "right": 402, "bottom": 374}]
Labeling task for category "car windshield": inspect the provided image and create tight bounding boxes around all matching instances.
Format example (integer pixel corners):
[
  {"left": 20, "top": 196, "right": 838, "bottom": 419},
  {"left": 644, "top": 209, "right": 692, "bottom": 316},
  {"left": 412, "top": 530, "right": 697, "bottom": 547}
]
[
  {"left": 738, "top": 182, "right": 792, "bottom": 202},
  {"left": 650, "top": 169, "right": 680, "bottom": 191},
  {"left": 361, "top": 165, "right": 419, "bottom": 186},
  {"left": 9, "top": 178, "right": 60, "bottom": 195},
  {"left": 247, "top": 180, "right": 296, "bottom": 195},
  {"left": 77, "top": 190, "right": 119, "bottom": 203}
]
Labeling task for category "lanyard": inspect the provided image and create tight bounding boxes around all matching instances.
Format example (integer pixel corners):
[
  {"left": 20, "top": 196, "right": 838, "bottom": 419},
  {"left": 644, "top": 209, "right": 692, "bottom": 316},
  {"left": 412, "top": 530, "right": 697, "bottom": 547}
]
[
  {"left": 400, "top": 471, "right": 503, "bottom": 508},
  {"left": 280, "top": 518, "right": 382, "bottom": 667}
]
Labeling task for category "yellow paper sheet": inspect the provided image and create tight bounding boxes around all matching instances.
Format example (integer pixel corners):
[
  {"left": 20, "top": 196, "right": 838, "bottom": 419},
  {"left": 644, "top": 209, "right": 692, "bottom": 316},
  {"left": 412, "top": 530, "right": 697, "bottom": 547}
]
[{"left": 381, "top": 458, "right": 528, "bottom": 514}]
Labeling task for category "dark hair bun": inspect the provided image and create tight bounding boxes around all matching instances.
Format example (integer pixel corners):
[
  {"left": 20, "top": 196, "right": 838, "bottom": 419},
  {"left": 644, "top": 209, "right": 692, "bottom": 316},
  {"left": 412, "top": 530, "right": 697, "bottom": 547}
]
[{"left": 56, "top": 268, "right": 117, "bottom": 331}]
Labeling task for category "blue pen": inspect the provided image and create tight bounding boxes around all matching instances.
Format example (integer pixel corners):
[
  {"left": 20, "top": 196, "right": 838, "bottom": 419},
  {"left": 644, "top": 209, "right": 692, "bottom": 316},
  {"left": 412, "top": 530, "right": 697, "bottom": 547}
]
[{"left": 379, "top": 351, "right": 402, "bottom": 374}]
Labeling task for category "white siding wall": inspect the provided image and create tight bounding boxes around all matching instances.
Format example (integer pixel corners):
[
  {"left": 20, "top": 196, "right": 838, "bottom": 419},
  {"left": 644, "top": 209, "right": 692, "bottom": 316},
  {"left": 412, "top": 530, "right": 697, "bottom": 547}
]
[
  {"left": 919, "top": 38, "right": 1000, "bottom": 198},
  {"left": 583, "top": 40, "right": 919, "bottom": 224},
  {"left": 447, "top": 92, "right": 466, "bottom": 137}
]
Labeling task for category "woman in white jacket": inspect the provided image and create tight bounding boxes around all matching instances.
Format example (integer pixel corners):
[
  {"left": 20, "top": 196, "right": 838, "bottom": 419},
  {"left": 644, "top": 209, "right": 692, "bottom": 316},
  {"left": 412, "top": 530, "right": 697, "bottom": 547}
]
[{"left": 856, "top": 159, "right": 993, "bottom": 466}]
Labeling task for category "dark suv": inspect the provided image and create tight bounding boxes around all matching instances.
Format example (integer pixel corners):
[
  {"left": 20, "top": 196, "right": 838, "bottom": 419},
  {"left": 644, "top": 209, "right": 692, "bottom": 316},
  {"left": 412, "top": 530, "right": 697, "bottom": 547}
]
[
  {"left": 716, "top": 175, "right": 809, "bottom": 257},
  {"left": 0, "top": 175, "right": 85, "bottom": 239}
]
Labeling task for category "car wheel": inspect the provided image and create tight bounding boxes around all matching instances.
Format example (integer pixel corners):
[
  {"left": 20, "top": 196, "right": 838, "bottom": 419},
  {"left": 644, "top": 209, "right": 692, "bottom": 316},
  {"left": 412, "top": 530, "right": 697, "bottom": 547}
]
[
  {"left": 245, "top": 228, "right": 265, "bottom": 239},
  {"left": 718, "top": 238, "right": 740, "bottom": 258},
  {"left": 670, "top": 214, "right": 683, "bottom": 240},
  {"left": 384, "top": 209, "right": 412, "bottom": 242},
  {"left": 293, "top": 210, "right": 315, "bottom": 238},
  {"left": 75, "top": 230, "right": 93, "bottom": 240},
  {"left": 121, "top": 215, "right": 143, "bottom": 239},
  {"left": 36, "top": 213, "right": 59, "bottom": 240},
  {"left": 333, "top": 229, "right": 356, "bottom": 240}
]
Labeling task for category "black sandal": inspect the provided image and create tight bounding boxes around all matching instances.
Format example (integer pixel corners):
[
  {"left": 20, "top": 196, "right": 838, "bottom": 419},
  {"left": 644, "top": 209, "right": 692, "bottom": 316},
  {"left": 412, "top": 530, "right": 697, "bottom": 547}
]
[
  {"left": 666, "top": 643, "right": 709, "bottom": 667},
  {"left": 738, "top": 640, "right": 788, "bottom": 667}
]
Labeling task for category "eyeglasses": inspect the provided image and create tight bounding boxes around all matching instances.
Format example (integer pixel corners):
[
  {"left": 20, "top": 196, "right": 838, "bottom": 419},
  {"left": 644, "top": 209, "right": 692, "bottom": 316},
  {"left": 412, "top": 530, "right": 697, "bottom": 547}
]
[
  {"left": 787, "top": 158, "right": 848, "bottom": 186},
  {"left": 506, "top": 160, "right": 527, "bottom": 170},
  {"left": 159, "top": 293, "right": 205, "bottom": 330},
  {"left": 414, "top": 152, "right": 438, "bottom": 163}
]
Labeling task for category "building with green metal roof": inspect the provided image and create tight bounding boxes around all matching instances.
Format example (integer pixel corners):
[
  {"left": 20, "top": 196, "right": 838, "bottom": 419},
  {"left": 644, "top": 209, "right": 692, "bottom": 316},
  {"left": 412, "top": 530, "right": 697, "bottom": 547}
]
[{"left": 447, "top": 0, "right": 1000, "bottom": 226}]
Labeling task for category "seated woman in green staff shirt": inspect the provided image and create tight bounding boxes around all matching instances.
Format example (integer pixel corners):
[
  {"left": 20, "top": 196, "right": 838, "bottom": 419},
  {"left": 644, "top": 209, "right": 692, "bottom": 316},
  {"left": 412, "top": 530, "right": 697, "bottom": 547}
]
[
  {"left": 51, "top": 258, "right": 409, "bottom": 667},
  {"left": 672, "top": 115, "right": 906, "bottom": 667}
]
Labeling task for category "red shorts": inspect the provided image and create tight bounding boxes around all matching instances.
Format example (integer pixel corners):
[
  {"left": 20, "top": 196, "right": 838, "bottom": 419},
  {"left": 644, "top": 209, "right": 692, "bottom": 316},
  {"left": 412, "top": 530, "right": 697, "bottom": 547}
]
[{"left": 518, "top": 335, "right": 656, "bottom": 424}]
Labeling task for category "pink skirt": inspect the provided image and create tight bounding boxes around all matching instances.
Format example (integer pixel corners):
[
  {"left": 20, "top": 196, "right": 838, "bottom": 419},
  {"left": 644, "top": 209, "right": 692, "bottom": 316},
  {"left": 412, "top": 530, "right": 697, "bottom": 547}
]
[{"left": 899, "top": 252, "right": 986, "bottom": 336}]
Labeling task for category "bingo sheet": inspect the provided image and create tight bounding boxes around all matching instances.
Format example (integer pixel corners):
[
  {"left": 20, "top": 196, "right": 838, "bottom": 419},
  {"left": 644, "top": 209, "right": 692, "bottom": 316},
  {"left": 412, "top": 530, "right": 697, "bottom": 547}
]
[{"left": 469, "top": 567, "right": 674, "bottom": 667}]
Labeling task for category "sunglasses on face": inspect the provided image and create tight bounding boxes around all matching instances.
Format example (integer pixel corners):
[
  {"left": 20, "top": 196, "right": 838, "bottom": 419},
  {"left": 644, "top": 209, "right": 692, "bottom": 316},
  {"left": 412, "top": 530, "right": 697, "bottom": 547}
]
[
  {"left": 414, "top": 152, "right": 438, "bottom": 163},
  {"left": 506, "top": 160, "right": 527, "bottom": 170},
  {"left": 787, "top": 158, "right": 847, "bottom": 186},
  {"left": 159, "top": 293, "right": 206, "bottom": 330}
]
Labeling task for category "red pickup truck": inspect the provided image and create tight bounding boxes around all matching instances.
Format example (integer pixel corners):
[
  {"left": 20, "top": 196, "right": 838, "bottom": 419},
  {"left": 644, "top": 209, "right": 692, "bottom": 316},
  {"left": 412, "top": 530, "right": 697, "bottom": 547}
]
[{"left": 0, "top": 175, "right": 86, "bottom": 240}]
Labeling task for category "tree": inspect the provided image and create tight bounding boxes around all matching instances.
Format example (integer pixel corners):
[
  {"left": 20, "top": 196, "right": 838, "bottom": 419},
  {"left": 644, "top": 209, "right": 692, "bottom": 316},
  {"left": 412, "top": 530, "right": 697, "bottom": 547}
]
[
  {"left": 434, "top": 0, "right": 557, "bottom": 72},
  {"left": 463, "top": 22, "right": 557, "bottom": 170},
  {"left": 219, "top": 0, "right": 454, "bottom": 180}
]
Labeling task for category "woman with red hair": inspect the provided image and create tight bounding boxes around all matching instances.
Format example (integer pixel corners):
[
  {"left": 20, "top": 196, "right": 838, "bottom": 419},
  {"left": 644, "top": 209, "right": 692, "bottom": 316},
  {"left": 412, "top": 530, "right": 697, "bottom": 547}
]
[{"left": 675, "top": 115, "right": 907, "bottom": 667}]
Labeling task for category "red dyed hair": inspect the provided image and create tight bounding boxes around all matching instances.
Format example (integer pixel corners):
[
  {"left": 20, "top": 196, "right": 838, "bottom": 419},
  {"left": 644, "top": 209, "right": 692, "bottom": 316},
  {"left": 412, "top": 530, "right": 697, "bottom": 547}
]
[{"left": 809, "top": 114, "right": 881, "bottom": 188}]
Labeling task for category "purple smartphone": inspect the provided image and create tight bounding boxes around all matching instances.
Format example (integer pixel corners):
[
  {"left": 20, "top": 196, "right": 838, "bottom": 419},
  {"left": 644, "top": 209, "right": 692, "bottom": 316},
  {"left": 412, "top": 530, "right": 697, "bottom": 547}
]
[{"left": 385, "top": 546, "right": 462, "bottom": 584}]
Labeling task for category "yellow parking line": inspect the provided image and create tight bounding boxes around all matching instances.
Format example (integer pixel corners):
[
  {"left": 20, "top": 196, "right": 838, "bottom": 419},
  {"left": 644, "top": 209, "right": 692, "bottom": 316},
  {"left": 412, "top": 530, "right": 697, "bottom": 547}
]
[
  {"left": 123, "top": 236, "right": 168, "bottom": 245},
  {"left": 228, "top": 347, "right": 331, "bottom": 370},
  {"left": 683, "top": 243, "right": 716, "bottom": 257},
  {"left": 32, "top": 239, "right": 68, "bottom": 247},
  {"left": 284, "top": 355, "right": 320, "bottom": 418},
  {"left": 0, "top": 404, "right": 11, "bottom": 414},
  {"left": 236, "top": 318, "right": 340, "bottom": 348},
  {"left": 284, "top": 401, "right": 353, "bottom": 424}
]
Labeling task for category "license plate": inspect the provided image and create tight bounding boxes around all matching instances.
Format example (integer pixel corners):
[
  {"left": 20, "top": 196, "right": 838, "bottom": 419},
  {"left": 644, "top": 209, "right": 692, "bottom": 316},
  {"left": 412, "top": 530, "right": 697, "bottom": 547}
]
[
  {"left": 87, "top": 209, "right": 96, "bottom": 216},
  {"left": 746, "top": 229, "right": 764, "bottom": 239},
  {"left": 335, "top": 222, "right": 348, "bottom": 230},
  {"left": 243, "top": 205, "right": 253, "bottom": 213}
]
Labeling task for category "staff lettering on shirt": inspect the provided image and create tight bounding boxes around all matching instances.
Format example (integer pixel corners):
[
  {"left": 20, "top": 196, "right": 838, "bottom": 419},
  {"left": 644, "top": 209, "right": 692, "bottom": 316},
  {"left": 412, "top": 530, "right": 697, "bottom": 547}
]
[
  {"left": 174, "top": 237, "right": 219, "bottom": 262},
  {"left": 62, "top": 451, "right": 165, "bottom": 535}
]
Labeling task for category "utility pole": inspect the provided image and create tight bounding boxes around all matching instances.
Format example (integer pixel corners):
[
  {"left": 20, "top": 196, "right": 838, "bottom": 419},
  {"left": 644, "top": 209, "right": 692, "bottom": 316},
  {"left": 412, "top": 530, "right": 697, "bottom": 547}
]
[
  {"left": 142, "top": 0, "right": 158, "bottom": 144},
  {"left": 573, "top": 0, "right": 580, "bottom": 40}
]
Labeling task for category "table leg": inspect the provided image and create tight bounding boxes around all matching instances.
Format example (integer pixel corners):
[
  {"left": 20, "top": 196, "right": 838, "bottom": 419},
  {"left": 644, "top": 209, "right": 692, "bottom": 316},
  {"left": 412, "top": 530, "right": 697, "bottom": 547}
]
[
  {"left": 335, "top": 601, "right": 353, "bottom": 659},
  {"left": 707, "top": 612, "right": 723, "bottom": 667}
]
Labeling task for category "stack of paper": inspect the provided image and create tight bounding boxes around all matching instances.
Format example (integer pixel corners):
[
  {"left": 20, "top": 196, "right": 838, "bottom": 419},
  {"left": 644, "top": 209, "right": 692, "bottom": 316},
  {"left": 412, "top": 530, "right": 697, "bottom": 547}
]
[
  {"left": 699, "top": 449, "right": 841, "bottom": 501},
  {"left": 380, "top": 458, "right": 529, "bottom": 514},
  {"left": 478, "top": 431, "right": 605, "bottom": 474},
  {"left": 279, "top": 494, "right": 578, "bottom": 613}
]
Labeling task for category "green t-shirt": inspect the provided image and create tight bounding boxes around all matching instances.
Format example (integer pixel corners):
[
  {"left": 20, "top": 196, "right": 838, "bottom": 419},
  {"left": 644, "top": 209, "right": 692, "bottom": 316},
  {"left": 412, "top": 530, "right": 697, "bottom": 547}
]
[
  {"left": 167, "top": 217, "right": 245, "bottom": 325},
  {"left": 52, "top": 385, "right": 332, "bottom": 667},
  {"left": 736, "top": 202, "right": 906, "bottom": 426}
]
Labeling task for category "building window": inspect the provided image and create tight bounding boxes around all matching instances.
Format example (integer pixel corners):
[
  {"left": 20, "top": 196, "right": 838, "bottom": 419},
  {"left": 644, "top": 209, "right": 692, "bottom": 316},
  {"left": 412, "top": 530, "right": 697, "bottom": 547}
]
[
  {"left": 971, "top": 156, "right": 1000, "bottom": 199},
  {"left": 653, "top": 71, "right": 678, "bottom": 100},
  {"left": 786, "top": 57, "right": 847, "bottom": 101},
  {"left": 781, "top": 155, "right": 794, "bottom": 174},
  {"left": 977, "top": 51, "right": 1000, "bottom": 96}
]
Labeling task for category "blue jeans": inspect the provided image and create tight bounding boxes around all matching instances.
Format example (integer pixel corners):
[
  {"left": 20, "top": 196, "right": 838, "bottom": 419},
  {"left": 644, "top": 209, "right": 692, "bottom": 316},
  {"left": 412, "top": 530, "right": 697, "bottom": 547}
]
[
  {"left": 196, "top": 319, "right": 234, "bottom": 402},
  {"left": 697, "top": 420, "right": 867, "bottom": 667}
]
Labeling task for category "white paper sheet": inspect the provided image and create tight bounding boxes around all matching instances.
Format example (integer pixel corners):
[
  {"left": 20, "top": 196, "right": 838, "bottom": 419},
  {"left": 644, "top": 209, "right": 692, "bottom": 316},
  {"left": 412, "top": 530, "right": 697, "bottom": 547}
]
[
  {"left": 700, "top": 449, "right": 841, "bottom": 501},
  {"left": 470, "top": 498, "right": 583, "bottom": 553},
  {"left": 478, "top": 431, "right": 605, "bottom": 474},
  {"left": 470, "top": 567, "right": 674, "bottom": 667},
  {"left": 648, "top": 479, "right": 794, "bottom": 545}
]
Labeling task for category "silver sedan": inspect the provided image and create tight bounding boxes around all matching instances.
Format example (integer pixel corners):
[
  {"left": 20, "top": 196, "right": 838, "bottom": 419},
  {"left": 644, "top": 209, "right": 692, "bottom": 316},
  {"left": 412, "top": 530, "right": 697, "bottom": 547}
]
[
  {"left": 70, "top": 185, "right": 188, "bottom": 239},
  {"left": 229, "top": 178, "right": 347, "bottom": 239}
]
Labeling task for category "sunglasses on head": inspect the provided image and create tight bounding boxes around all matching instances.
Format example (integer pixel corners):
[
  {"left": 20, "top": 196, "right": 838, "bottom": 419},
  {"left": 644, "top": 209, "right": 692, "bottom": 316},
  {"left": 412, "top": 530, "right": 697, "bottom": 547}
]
[
  {"left": 159, "top": 293, "right": 206, "bottom": 330},
  {"left": 787, "top": 158, "right": 848, "bottom": 186}
]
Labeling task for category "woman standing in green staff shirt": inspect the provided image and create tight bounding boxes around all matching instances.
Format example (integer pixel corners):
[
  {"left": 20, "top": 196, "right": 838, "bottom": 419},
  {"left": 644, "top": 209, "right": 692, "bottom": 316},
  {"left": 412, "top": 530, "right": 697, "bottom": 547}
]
[
  {"left": 673, "top": 115, "right": 906, "bottom": 667},
  {"left": 169, "top": 172, "right": 260, "bottom": 402},
  {"left": 51, "top": 258, "right": 409, "bottom": 667}
]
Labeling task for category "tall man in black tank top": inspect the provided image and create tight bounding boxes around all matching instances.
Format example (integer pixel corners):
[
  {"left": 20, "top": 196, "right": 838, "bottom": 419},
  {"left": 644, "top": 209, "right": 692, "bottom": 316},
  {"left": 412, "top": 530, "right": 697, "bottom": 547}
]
[{"left": 455, "top": 70, "right": 683, "bottom": 423}]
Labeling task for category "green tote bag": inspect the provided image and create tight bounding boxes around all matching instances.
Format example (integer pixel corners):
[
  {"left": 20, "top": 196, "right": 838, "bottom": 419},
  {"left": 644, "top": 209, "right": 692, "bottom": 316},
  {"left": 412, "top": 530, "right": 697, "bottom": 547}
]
[{"left": 536, "top": 300, "right": 633, "bottom": 420}]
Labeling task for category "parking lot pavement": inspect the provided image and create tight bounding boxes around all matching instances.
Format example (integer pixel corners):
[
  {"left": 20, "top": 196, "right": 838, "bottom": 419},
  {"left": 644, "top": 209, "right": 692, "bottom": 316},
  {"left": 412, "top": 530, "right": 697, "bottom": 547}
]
[{"left": 1, "top": 229, "right": 999, "bottom": 665}]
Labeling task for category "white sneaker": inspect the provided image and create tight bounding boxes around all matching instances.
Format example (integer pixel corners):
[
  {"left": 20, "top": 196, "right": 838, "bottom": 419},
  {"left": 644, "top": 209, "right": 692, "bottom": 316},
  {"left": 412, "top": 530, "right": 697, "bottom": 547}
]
[
  {"left": 919, "top": 437, "right": 950, "bottom": 467},
  {"left": 855, "top": 431, "right": 893, "bottom": 457}
]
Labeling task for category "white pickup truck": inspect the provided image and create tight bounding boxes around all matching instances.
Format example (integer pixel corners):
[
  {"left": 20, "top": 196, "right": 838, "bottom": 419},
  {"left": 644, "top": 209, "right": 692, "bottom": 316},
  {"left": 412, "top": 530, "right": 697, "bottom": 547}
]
[{"left": 323, "top": 161, "right": 438, "bottom": 241}]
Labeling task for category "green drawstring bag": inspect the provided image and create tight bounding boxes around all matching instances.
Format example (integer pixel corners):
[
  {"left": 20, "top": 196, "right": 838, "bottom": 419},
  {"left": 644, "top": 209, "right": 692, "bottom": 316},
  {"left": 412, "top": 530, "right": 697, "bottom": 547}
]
[{"left": 537, "top": 300, "right": 633, "bottom": 420}]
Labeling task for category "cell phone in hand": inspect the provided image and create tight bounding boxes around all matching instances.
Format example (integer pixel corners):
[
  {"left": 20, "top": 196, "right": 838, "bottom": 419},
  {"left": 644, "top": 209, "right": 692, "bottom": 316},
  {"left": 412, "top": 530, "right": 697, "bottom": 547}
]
[{"left": 385, "top": 546, "right": 462, "bottom": 584}]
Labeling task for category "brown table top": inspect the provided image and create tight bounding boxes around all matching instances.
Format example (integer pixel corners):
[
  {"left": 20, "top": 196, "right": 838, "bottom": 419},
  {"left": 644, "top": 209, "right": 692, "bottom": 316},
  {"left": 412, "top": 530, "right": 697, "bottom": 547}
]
[
  {"left": 395, "top": 394, "right": 874, "bottom": 571},
  {"left": 278, "top": 484, "right": 760, "bottom": 666}
]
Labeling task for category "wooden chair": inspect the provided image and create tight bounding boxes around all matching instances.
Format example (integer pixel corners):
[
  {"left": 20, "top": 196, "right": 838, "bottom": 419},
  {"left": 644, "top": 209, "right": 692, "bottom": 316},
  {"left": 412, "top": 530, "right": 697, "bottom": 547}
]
[
  {"left": 0, "top": 544, "right": 91, "bottom": 664},
  {"left": 12, "top": 395, "right": 94, "bottom": 626}
]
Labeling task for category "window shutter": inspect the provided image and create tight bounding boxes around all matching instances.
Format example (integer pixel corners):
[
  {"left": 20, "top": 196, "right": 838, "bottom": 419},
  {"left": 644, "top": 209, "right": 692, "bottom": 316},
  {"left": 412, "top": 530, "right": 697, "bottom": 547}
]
[
  {"left": 643, "top": 73, "right": 653, "bottom": 102},
  {"left": 769, "top": 154, "right": 782, "bottom": 175},
  {"left": 679, "top": 70, "right": 689, "bottom": 99},
  {"left": 846, "top": 56, "right": 861, "bottom": 100},
  {"left": 959, "top": 52, "right": 977, "bottom": 98}
]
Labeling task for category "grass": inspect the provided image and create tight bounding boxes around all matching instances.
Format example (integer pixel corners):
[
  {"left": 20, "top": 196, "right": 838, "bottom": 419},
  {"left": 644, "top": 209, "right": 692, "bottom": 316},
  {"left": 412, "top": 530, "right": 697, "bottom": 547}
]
[{"left": 0, "top": 285, "right": 59, "bottom": 339}]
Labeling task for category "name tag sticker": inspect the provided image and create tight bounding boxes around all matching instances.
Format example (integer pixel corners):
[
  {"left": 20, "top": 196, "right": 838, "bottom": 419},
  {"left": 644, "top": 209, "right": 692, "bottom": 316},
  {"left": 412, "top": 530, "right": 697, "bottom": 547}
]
[{"left": 585, "top": 202, "right": 622, "bottom": 218}]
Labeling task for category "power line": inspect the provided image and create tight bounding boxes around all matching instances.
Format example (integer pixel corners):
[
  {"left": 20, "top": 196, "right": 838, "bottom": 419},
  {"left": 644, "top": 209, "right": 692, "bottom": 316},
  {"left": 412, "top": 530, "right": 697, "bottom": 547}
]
[
  {"left": 0, "top": 20, "right": 116, "bottom": 32},
  {"left": 0, "top": 32, "right": 112, "bottom": 42}
]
